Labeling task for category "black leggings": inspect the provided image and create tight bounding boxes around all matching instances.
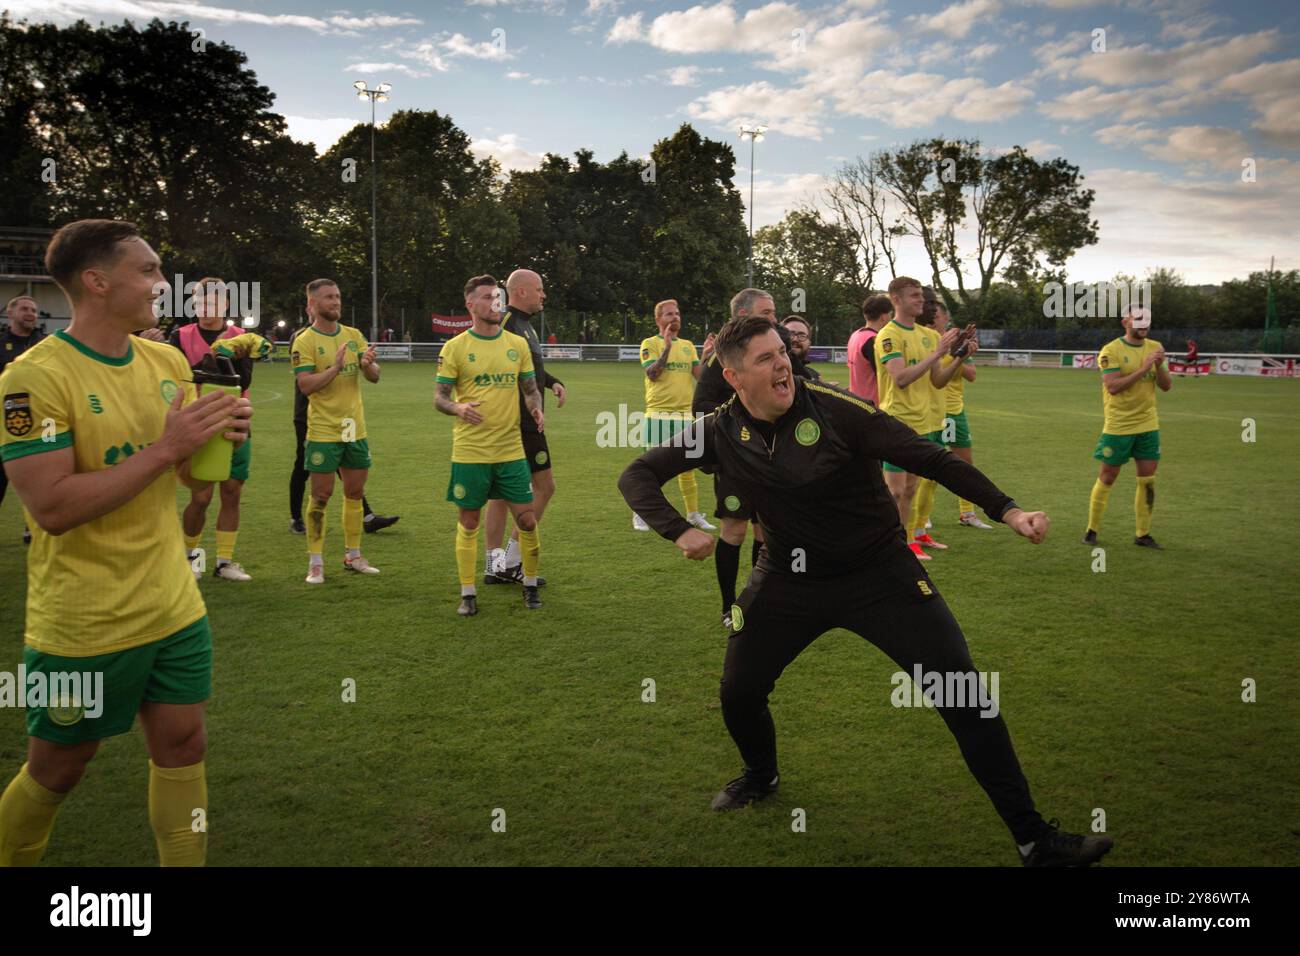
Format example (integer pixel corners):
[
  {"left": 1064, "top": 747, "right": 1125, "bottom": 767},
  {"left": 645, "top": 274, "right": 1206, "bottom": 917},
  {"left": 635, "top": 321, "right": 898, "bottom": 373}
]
[
  {"left": 720, "top": 554, "right": 1046, "bottom": 844},
  {"left": 290, "top": 418, "right": 373, "bottom": 521}
]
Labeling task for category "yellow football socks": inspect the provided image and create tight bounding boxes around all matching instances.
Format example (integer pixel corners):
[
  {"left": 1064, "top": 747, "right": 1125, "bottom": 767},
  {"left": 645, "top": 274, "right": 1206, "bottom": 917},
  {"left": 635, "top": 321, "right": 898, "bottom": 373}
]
[
  {"left": 678, "top": 470, "right": 699, "bottom": 515},
  {"left": 183, "top": 532, "right": 202, "bottom": 552},
  {"left": 1135, "top": 476, "right": 1156, "bottom": 537},
  {"left": 959, "top": 496, "right": 975, "bottom": 516},
  {"left": 215, "top": 530, "right": 237, "bottom": 563},
  {"left": 342, "top": 496, "right": 363, "bottom": 552},
  {"left": 148, "top": 760, "right": 207, "bottom": 867},
  {"left": 518, "top": 526, "right": 540, "bottom": 580},
  {"left": 456, "top": 523, "right": 478, "bottom": 588},
  {"left": 0, "top": 764, "right": 65, "bottom": 867},
  {"left": 1088, "top": 479, "right": 1113, "bottom": 532},
  {"left": 306, "top": 498, "right": 327, "bottom": 555}
]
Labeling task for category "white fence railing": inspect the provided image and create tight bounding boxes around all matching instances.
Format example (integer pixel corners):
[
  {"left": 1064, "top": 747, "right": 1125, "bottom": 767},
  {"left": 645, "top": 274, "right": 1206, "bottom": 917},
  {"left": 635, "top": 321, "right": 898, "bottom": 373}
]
[{"left": 271, "top": 343, "right": 1300, "bottom": 377}]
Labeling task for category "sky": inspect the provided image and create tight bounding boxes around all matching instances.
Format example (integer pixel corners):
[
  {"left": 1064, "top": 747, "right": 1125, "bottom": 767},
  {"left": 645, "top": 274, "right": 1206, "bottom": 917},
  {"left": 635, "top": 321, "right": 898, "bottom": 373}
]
[{"left": 7, "top": 0, "right": 1300, "bottom": 285}]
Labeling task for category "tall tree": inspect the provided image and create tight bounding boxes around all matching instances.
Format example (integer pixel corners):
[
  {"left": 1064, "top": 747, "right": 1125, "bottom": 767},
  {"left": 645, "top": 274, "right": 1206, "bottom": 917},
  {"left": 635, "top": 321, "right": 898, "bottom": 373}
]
[{"left": 872, "top": 139, "right": 1098, "bottom": 321}]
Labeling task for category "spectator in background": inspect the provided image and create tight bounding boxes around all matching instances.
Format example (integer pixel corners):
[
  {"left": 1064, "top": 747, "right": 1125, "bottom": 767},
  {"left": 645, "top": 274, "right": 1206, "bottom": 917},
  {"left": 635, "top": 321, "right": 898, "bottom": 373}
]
[
  {"left": 1182, "top": 338, "right": 1200, "bottom": 377},
  {"left": 546, "top": 331, "right": 558, "bottom": 344}
]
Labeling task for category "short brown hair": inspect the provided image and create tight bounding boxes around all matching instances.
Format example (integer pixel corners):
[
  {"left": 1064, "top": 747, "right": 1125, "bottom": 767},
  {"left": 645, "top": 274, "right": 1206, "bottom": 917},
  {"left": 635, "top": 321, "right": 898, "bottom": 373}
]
[
  {"left": 305, "top": 278, "right": 337, "bottom": 297},
  {"left": 863, "top": 294, "right": 892, "bottom": 321},
  {"left": 780, "top": 315, "right": 809, "bottom": 331},
  {"left": 887, "top": 276, "right": 921, "bottom": 298},
  {"left": 5, "top": 294, "right": 36, "bottom": 314},
  {"left": 654, "top": 299, "right": 678, "bottom": 320},
  {"left": 714, "top": 314, "right": 781, "bottom": 369},
  {"left": 45, "top": 219, "right": 141, "bottom": 296},
  {"left": 464, "top": 274, "right": 498, "bottom": 298}
]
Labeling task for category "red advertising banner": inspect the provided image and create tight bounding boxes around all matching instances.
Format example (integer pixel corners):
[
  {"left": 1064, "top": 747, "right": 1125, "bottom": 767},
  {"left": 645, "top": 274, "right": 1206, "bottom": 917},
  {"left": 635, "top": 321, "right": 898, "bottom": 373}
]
[
  {"left": 431, "top": 313, "right": 472, "bottom": 335},
  {"left": 1168, "top": 360, "right": 1212, "bottom": 375}
]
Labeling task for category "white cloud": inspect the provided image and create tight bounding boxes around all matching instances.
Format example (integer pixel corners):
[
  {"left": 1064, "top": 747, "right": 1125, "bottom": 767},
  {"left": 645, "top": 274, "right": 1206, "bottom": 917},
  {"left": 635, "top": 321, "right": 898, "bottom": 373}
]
[
  {"left": 1147, "top": 126, "right": 1252, "bottom": 169},
  {"left": 912, "top": 0, "right": 1001, "bottom": 40},
  {"left": 1067, "top": 162, "right": 1300, "bottom": 284},
  {"left": 1020, "top": 139, "right": 1062, "bottom": 158},
  {"left": 284, "top": 116, "right": 359, "bottom": 152},
  {"left": 744, "top": 172, "right": 831, "bottom": 230},
  {"left": 662, "top": 65, "right": 722, "bottom": 87},
  {"left": 830, "top": 71, "right": 1033, "bottom": 127},
  {"left": 344, "top": 62, "right": 430, "bottom": 79},
  {"left": 440, "top": 32, "right": 512, "bottom": 61},
  {"left": 471, "top": 133, "right": 544, "bottom": 173},
  {"left": 1039, "top": 85, "right": 1159, "bottom": 122},
  {"left": 1217, "top": 58, "right": 1300, "bottom": 149},
  {"left": 686, "top": 81, "right": 828, "bottom": 140},
  {"left": 606, "top": 12, "right": 645, "bottom": 44},
  {"left": 1071, "top": 30, "right": 1281, "bottom": 91},
  {"left": 646, "top": 2, "right": 804, "bottom": 55},
  {"left": 1, "top": 0, "right": 420, "bottom": 33},
  {"left": 1095, "top": 123, "right": 1161, "bottom": 146},
  {"left": 967, "top": 42, "right": 999, "bottom": 61},
  {"left": 586, "top": 0, "right": 619, "bottom": 13}
]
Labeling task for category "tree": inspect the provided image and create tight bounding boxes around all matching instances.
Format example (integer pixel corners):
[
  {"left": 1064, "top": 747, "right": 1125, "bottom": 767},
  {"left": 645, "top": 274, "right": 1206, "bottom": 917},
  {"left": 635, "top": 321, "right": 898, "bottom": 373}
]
[
  {"left": 753, "top": 207, "right": 861, "bottom": 342},
  {"left": 871, "top": 139, "right": 1098, "bottom": 321}
]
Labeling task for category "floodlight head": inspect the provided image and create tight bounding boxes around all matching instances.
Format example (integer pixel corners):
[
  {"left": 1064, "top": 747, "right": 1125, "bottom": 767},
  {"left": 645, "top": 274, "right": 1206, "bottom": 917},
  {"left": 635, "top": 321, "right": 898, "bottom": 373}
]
[
  {"left": 357, "top": 91, "right": 370, "bottom": 101},
  {"left": 376, "top": 82, "right": 392, "bottom": 94},
  {"left": 376, "top": 93, "right": 389, "bottom": 103},
  {"left": 353, "top": 80, "right": 367, "bottom": 92}
]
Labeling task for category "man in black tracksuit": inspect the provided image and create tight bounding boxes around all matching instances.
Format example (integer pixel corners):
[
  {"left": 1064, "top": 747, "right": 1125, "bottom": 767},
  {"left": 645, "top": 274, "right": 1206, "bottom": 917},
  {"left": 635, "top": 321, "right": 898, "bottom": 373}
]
[
  {"left": 484, "top": 269, "right": 565, "bottom": 584},
  {"left": 620, "top": 315, "right": 1113, "bottom": 867}
]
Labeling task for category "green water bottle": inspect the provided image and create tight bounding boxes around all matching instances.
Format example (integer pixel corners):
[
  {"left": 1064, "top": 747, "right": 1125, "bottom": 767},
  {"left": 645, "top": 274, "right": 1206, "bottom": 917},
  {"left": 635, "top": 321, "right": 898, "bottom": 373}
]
[{"left": 190, "top": 355, "right": 241, "bottom": 482}]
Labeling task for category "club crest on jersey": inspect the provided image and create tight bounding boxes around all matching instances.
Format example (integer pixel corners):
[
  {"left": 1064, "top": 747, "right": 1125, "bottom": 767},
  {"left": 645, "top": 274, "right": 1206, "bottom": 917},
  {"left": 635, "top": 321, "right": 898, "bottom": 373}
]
[
  {"left": 159, "top": 380, "right": 179, "bottom": 404},
  {"left": 1099, "top": 354, "right": 1109, "bottom": 368},
  {"left": 507, "top": 348, "right": 519, "bottom": 362},
  {"left": 880, "top": 337, "right": 893, "bottom": 353},
  {"left": 4, "top": 393, "right": 33, "bottom": 437},
  {"left": 795, "top": 418, "right": 820, "bottom": 446}
]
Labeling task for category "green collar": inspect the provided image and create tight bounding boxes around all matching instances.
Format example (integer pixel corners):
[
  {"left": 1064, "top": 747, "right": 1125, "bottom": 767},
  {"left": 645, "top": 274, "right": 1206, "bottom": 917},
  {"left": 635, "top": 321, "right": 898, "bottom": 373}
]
[
  {"left": 889, "top": 318, "right": 915, "bottom": 331},
  {"left": 469, "top": 327, "right": 503, "bottom": 341},
  {"left": 56, "top": 329, "right": 133, "bottom": 366},
  {"left": 311, "top": 322, "right": 340, "bottom": 337}
]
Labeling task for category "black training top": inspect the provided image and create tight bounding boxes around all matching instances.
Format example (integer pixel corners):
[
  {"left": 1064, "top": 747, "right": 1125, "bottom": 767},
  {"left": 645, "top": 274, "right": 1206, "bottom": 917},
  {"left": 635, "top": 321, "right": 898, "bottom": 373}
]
[
  {"left": 620, "top": 377, "right": 1017, "bottom": 579},
  {"left": 0, "top": 326, "right": 45, "bottom": 374},
  {"left": 503, "top": 306, "right": 563, "bottom": 435}
]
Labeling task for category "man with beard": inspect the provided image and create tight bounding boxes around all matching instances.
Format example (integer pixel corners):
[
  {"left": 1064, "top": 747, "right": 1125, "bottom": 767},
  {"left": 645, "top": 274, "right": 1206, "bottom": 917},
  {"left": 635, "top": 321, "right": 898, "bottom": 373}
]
[
  {"left": 778, "top": 316, "right": 820, "bottom": 381},
  {"left": 294, "top": 279, "right": 382, "bottom": 583},
  {"left": 1084, "top": 305, "right": 1170, "bottom": 549}
]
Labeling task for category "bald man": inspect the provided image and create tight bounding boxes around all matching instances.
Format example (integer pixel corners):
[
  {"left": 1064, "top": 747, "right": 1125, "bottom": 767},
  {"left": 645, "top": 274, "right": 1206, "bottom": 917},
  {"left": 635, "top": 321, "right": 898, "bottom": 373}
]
[{"left": 484, "top": 269, "right": 565, "bottom": 585}]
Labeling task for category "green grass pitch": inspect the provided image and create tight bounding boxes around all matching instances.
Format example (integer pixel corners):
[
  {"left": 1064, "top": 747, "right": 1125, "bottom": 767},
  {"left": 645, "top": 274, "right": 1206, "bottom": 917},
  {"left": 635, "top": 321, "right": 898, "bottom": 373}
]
[{"left": 1, "top": 360, "right": 1296, "bottom": 866}]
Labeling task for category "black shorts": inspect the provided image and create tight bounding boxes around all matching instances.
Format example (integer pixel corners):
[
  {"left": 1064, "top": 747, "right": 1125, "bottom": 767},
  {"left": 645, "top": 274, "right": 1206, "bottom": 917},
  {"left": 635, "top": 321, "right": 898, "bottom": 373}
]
[
  {"left": 714, "top": 472, "right": 754, "bottom": 520},
  {"left": 522, "top": 429, "right": 552, "bottom": 473}
]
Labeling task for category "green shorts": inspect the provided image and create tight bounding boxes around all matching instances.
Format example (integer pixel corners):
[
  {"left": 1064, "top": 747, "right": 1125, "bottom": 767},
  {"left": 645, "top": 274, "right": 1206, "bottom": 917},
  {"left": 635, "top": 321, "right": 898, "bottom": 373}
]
[
  {"left": 230, "top": 431, "right": 251, "bottom": 481},
  {"left": 644, "top": 413, "right": 692, "bottom": 449},
  {"left": 1094, "top": 430, "right": 1160, "bottom": 466},
  {"left": 884, "top": 428, "right": 943, "bottom": 472},
  {"left": 305, "top": 438, "right": 372, "bottom": 473},
  {"left": 943, "top": 411, "right": 972, "bottom": 448},
  {"left": 23, "top": 616, "right": 212, "bottom": 744},
  {"left": 447, "top": 459, "right": 533, "bottom": 510}
]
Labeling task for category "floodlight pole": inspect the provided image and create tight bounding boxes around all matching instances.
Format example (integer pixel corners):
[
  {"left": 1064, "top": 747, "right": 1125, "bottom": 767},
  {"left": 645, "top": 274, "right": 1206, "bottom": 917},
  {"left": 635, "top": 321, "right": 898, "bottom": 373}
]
[
  {"left": 355, "top": 81, "right": 391, "bottom": 342},
  {"left": 739, "top": 125, "right": 768, "bottom": 288}
]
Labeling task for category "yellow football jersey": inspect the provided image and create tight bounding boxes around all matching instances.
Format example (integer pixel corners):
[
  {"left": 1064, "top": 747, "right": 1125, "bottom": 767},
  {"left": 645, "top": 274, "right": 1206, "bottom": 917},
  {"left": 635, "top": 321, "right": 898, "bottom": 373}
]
[
  {"left": 640, "top": 335, "right": 699, "bottom": 415},
  {"left": 0, "top": 331, "right": 206, "bottom": 656},
  {"left": 292, "top": 324, "right": 369, "bottom": 442},
  {"left": 873, "top": 319, "right": 930, "bottom": 431},
  {"left": 916, "top": 325, "right": 946, "bottom": 432},
  {"left": 940, "top": 353, "right": 966, "bottom": 415},
  {"left": 1098, "top": 336, "right": 1163, "bottom": 434},
  {"left": 436, "top": 327, "right": 535, "bottom": 464}
]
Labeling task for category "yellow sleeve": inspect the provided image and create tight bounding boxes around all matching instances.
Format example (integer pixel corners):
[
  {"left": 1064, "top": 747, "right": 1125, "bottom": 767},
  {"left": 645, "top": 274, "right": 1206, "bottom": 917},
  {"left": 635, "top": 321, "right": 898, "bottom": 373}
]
[
  {"left": 436, "top": 338, "right": 459, "bottom": 385},
  {"left": 1, "top": 359, "right": 73, "bottom": 462},
  {"left": 1099, "top": 342, "right": 1120, "bottom": 375},
  {"left": 215, "top": 332, "right": 271, "bottom": 361},
  {"left": 686, "top": 341, "right": 700, "bottom": 365},
  {"left": 640, "top": 337, "right": 661, "bottom": 368},
  {"left": 292, "top": 330, "right": 315, "bottom": 373}
]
